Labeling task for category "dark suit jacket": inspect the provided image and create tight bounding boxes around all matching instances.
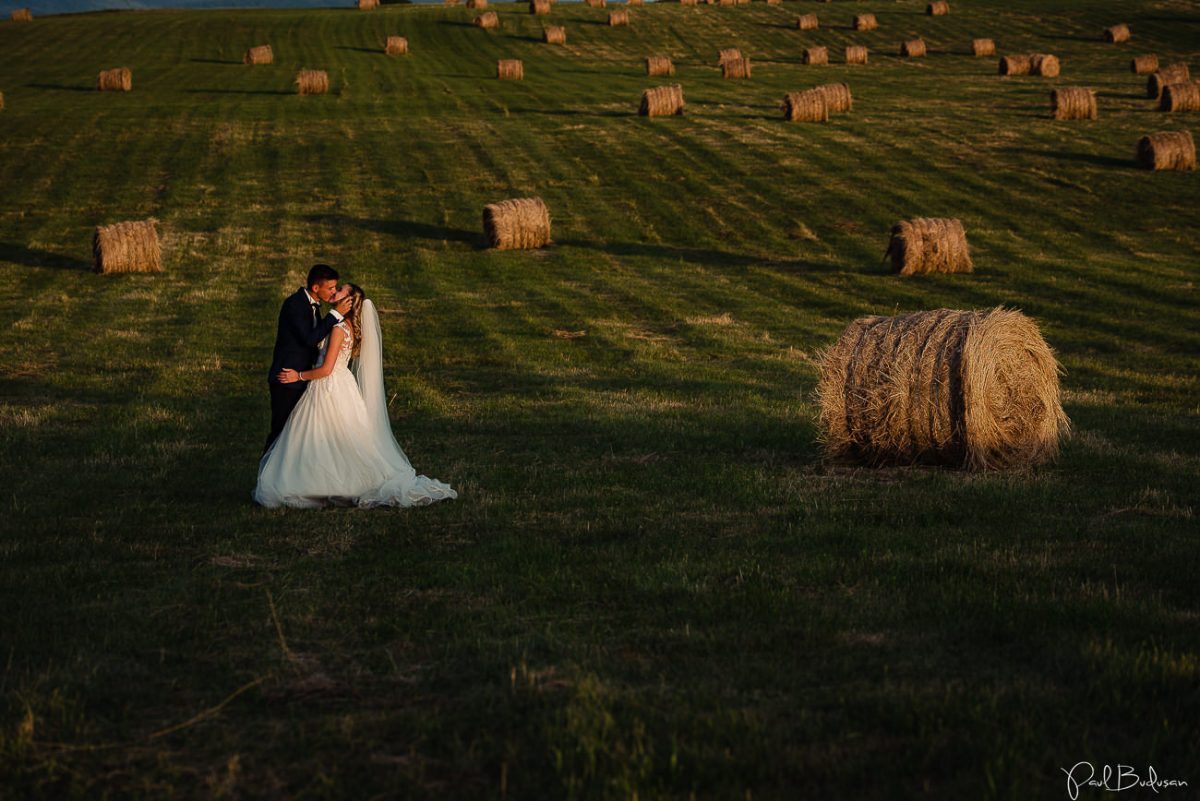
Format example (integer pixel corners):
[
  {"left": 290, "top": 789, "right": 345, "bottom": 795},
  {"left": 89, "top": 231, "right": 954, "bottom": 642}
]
[{"left": 268, "top": 288, "right": 341, "bottom": 385}]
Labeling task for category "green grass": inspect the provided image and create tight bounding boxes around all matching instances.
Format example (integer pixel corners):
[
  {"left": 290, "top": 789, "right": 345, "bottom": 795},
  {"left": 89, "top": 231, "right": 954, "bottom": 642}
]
[{"left": 1, "top": 0, "right": 1198, "bottom": 798}]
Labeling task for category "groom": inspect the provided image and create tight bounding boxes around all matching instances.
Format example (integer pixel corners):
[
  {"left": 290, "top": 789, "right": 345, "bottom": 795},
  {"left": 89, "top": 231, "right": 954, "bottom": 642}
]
[{"left": 263, "top": 264, "right": 353, "bottom": 454}]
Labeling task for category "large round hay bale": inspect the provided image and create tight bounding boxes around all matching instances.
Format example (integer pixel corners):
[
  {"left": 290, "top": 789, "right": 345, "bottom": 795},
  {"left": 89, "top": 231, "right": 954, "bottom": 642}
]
[
  {"left": 972, "top": 38, "right": 995, "bottom": 57},
  {"left": 294, "top": 69, "right": 329, "bottom": 95},
  {"left": 900, "top": 39, "right": 926, "bottom": 58},
  {"left": 887, "top": 218, "right": 972, "bottom": 275},
  {"left": 357, "top": 0, "right": 379, "bottom": 8},
  {"left": 646, "top": 55, "right": 674, "bottom": 76},
  {"left": 845, "top": 46, "right": 869, "bottom": 65},
  {"left": 627, "top": 0, "right": 644, "bottom": 6},
  {"left": 244, "top": 45, "right": 274, "bottom": 64},
  {"left": 483, "top": 198, "right": 551, "bottom": 250},
  {"left": 543, "top": 25, "right": 566, "bottom": 44},
  {"left": 718, "top": 48, "right": 742, "bottom": 66},
  {"left": 782, "top": 90, "right": 828, "bottom": 122},
  {"left": 1137, "top": 130, "right": 1196, "bottom": 171},
  {"left": 1052, "top": 87, "right": 1097, "bottom": 120},
  {"left": 999, "top": 55, "right": 1031, "bottom": 76},
  {"left": 766, "top": 0, "right": 781, "bottom": 6},
  {"left": 11, "top": 8, "right": 32, "bottom": 21},
  {"left": 796, "top": 14, "right": 818, "bottom": 30},
  {"left": 467, "top": 0, "right": 487, "bottom": 8},
  {"left": 815, "top": 82, "right": 851, "bottom": 113},
  {"left": 497, "top": 59, "right": 524, "bottom": 80},
  {"left": 97, "top": 68, "right": 132, "bottom": 92},
  {"left": 1103, "top": 23, "right": 1130, "bottom": 43},
  {"left": 584, "top": 0, "right": 606, "bottom": 7},
  {"left": 803, "top": 47, "right": 829, "bottom": 66},
  {"left": 530, "top": 0, "right": 550, "bottom": 13},
  {"left": 1130, "top": 54, "right": 1158, "bottom": 75},
  {"left": 926, "top": 1, "right": 949, "bottom": 16},
  {"left": 608, "top": 9, "right": 629, "bottom": 26},
  {"left": 1160, "top": 82, "right": 1200, "bottom": 112},
  {"left": 640, "top": 84, "right": 684, "bottom": 117},
  {"left": 853, "top": 13, "right": 877, "bottom": 31},
  {"left": 722, "top": 57, "right": 752, "bottom": 79},
  {"left": 1148, "top": 63, "right": 1190, "bottom": 99},
  {"left": 815, "top": 308, "right": 1069, "bottom": 470},
  {"left": 679, "top": 0, "right": 698, "bottom": 6},
  {"left": 385, "top": 37, "right": 408, "bottom": 56},
  {"left": 475, "top": 11, "right": 500, "bottom": 28},
  {"left": 1030, "top": 53, "right": 1060, "bottom": 77},
  {"left": 93, "top": 219, "right": 162, "bottom": 274}
]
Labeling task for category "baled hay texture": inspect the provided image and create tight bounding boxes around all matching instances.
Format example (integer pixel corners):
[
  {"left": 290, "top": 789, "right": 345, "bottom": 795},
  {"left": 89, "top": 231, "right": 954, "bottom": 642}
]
[
  {"left": 679, "top": 0, "right": 698, "bottom": 6},
  {"left": 497, "top": 59, "right": 524, "bottom": 80},
  {"left": 627, "top": 0, "right": 644, "bottom": 6},
  {"left": 357, "top": 0, "right": 379, "bottom": 8},
  {"left": 803, "top": 47, "right": 829, "bottom": 66},
  {"left": 608, "top": 9, "right": 629, "bottom": 26},
  {"left": 640, "top": 84, "right": 684, "bottom": 117},
  {"left": 815, "top": 82, "right": 852, "bottom": 113},
  {"left": 295, "top": 70, "right": 329, "bottom": 94},
  {"left": 796, "top": 14, "right": 818, "bottom": 30},
  {"left": 900, "top": 39, "right": 926, "bottom": 58},
  {"left": 475, "top": 11, "right": 499, "bottom": 28},
  {"left": 483, "top": 197, "right": 551, "bottom": 250},
  {"left": 972, "top": 38, "right": 995, "bottom": 57},
  {"left": 815, "top": 308, "right": 1069, "bottom": 470},
  {"left": 722, "top": 57, "right": 751, "bottom": 79},
  {"left": 887, "top": 218, "right": 972, "bottom": 275},
  {"left": 1137, "top": 130, "right": 1196, "bottom": 171},
  {"left": 927, "top": 1, "right": 948, "bottom": 15},
  {"left": 585, "top": 0, "right": 606, "bottom": 7},
  {"left": 1103, "top": 23, "right": 1130, "bottom": 43},
  {"left": 766, "top": 0, "right": 781, "bottom": 5},
  {"left": 11, "top": 8, "right": 32, "bottom": 21},
  {"left": 1148, "top": 63, "right": 1190, "bottom": 99},
  {"left": 1030, "top": 53, "right": 1060, "bottom": 77},
  {"left": 97, "top": 68, "right": 132, "bottom": 92},
  {"left": 646, "top": 55, "right": 674, "bottom": 76},
  {"left": 530, "top": 0, "right": 550, "bottom": 14},
  {"left": 1160, "top": 82, "right": 1200, "bottom": 113},
  {"left": 444, "top": 0, "right": 460, "bottom": 5},
  {"left": 0, "top": 92, "right": 4, "bottom": 111},
  {"left": 853, "top": 13, "right": 877, "bottom": 31},
  {"left": 782, "top": 90, "right": 828, "bottom": 122},
  {"left": 845, "top": 46, "right": 869, "bottom": 65},
  {"left": 999, "top": 54, "right": 1031, "bottom": 76},
  {"left": 93, "top": 219, "right": 162, "bottom": 274},
  {"left": 718, "top": 48, "right": 742, "bottom": 66},
  {"left": 467, "top": 0, "right": 486, "bottom": 7},
  {"left": 244, "top": 45, "right": 274, "bottom": 65},
  {"left": 1131, "top": 54, "right": 1158, "bottom": 75},
  {"left": 385, "top": 37, "right": 409, "bottom": 55},
  {"left": 1052, "top": 87, "right": 1097, "bottom": 120},
  {"left": 543, "top": 26, "right": 566, "bottom": 44}
]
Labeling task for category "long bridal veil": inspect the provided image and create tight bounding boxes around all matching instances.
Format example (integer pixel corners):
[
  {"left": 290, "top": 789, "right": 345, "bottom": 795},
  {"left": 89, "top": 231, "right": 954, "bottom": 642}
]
[{"left": 353, "top": 299, "right": 419, "bottom": 484}]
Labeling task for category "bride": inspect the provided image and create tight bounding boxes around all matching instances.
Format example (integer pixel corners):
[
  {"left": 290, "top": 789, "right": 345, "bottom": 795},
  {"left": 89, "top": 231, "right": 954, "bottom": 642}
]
[{"left": 254, "top": 284, "right": 458, "bottom": 509}]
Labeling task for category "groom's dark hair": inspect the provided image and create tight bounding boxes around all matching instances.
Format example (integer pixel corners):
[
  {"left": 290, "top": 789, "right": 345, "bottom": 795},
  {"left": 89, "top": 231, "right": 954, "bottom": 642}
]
[{"left": 307, "top": 263, "right": 339, "bottom": 289}]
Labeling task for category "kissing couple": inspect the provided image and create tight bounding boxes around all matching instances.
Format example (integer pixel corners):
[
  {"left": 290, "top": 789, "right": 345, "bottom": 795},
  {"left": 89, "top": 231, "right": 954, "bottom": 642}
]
[{"left": 253, "top": 264, "right": 457, "bottom": 509}]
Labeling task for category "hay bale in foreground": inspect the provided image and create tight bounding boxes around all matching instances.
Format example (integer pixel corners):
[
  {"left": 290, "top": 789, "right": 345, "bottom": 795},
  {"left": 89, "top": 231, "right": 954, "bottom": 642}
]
[
  {"left": 1103, "top": 23, "right": 1130, "bottom": 43},
  {"left": 722, "top": 57, "right": 751, "bottom": 79},
  {"left": 1030, "top": 53, "right": 1060, "bottom": 77},
  {"left": 11, "top": 8, "right": 32, "bottom": 21},
  {"left": 796, "top": 14, "right": 818, "bottom": 30},
  {"left": 385, "top": 36, "right": 408, "bottom": 56},
  {"left": 901, "top": 39, "right": 926, "bottom": 58},
  {"left": 1052, "top": 87, "right": 1097, "bottom": 120},
  {"left": 815, "top": 82, "right": 852, "bottom": 113},
  {"left": 475, "top": 11, "right": 500, "bottom": 28},
  {"left": 972, "top": 38, "right": 995, "bottom": 57},
  {"left": 815, "top": 308, "right": 1069, "bottom": 470},
  {"left": 1148, "top": 63, "right": 1190, "bottom": 99},
  {"left": 926, "top": 1, "right": 949, "bottom": 16},
  {"left": 646, "top": 55, "right": 674, "bottom": 76},
  {"left": 845, "top": 46, "right": 868, "bottom": 65},
  {"left": 97, "top": 68, "right": 132, "bottom": 92},
  {"left": 543, "top": 25, "right": 566, "bottom": 44},
  {"left": 1137, "top": 130, "right": 1196, "bottom": 170},
  {"left": 295, "top": 69, "right": 329, "bottom": 95},
  {"left": 999, "top": 54, "right": 1031, "bottom": 76},
  {"left": 640, "top": 84, "right": 684, "bottom": 117},
  {"left": 853, "top": 14, "right": 877, "bottom": 31},
  {"left": 803, "top": 47, "right": 829, "bottom": 66},
  {"left": 1161, "top": 82, "right": 1200, "bottom": 112},
  {"left": 530, "top": 0, "right": 550, "bottom": 14},
  {"left": 93, "top": 219, "right": 162, "bottom": 274},
  {"left": 357, "top": 0, "right": 379, "bottom": 8},
  {"left": 887, "top": 218, "right": 972, "bottom": 275},
  {"left": 483, "top": 197, "right": 551, "bottom": 250},
  {"left": 782, "top": 90, "right": 828, "bottom": 122},
  {"left": 1131, "top": 54, "right": 1158, "bottom": 75},
  {"left": 608, "top": 9, "right": 629, "bottom": 26},
  {"left": 497, "top": 59, "right": 524, "bottom": 80},
  {"left": 244, "top": 45, "right": 274, "bottom": 64}
]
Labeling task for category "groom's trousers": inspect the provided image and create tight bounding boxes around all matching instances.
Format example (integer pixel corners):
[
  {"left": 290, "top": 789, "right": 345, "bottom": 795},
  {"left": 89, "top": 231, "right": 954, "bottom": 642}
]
[{"left": 264, "top": 382, "right": 307, "bottom": 455}]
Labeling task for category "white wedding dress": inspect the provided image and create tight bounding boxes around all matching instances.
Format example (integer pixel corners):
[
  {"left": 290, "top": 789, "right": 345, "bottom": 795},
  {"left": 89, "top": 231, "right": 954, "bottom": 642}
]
[{"left": 253, "top": 300, "right": 457, "bottom": 509}]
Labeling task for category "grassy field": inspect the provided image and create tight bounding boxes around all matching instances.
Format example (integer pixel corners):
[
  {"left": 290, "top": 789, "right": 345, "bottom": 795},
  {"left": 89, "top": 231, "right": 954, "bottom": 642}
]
[{"left": 1, "top": 0, "right": 1198, "bottom": 798}]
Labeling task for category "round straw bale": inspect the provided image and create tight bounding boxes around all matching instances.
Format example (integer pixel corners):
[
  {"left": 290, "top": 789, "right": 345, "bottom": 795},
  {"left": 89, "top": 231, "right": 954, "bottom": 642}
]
[
  {"left": 815, "top": 308, "right": 1069, "bottom": 470},
  {"left": 722, "top": 57, "right": 752, "bottom": 79},
  {"left": 444, "top": 0, "right": 460, "bottom": 5},
  {"left": 1160, "top": 81, "right": 1200, "bottom": 113},
  {"left": 766, "top": 0, "right": 781, "bottom": 6},
  {"left": 926, "top": 1, "right": 949, "bottom": 16},
  {"left": 467, "top": 0, "right": 487, "bottom": 7},
  {"left": 814, "top": 82, "right": 852, "bottom": 113},
  {"left": 887, "top": 218, "right": 972, "bottom": 275},
  {"left": 972, "top": 38, "right": 995, "bottom": 57},
  {"left": 0, "top": 92, "right": 4, "bottom": 111},
  {"left": 11, "top": 8, "right": 32, "bottom": 21},
  {"left": 483, "top": 198, "right": 551, "bottom": 250},
  {"left": 608, "top": 9, "right": 629, "bottom": 26},
  {"left": 475, "top": 11, "right": 500, "bottom": 28},
  {"left": 1136, "top": 130, "right": 1196, "bottom": 171},
  {"left": 803, "top": 47, "right": 829, "bottom": 66},
  {"left": 853, "top": 14, "right": 877, "bottom": 31},
  {"left": 1147, "top": 63, "right": 1190, "bottom": 99},
  {"left": 1103, "top": 23, "right": 1130, "bottom": 43},
  {"left": 1030, "top": 53, "right": 1060, "bottom": 77},
  {"left": 530, "top": 0, "right": 550, "bottom": 14},
  {"left": 357, "top": 0, "right": 379, "bottom": 9},
  {"left": 901, "top": 39, "right": 926, "bottom": 58},
  {"left": 294, "top": 69, "right": 329, "bottom": 95},
  {"left": 782, "top": 90, "right": 828, "bottom": 122},
  {"left": 93, "top": 219, "right": 162, "bottom": 275},
  {"left": 244, "top": 45, "right": 274, "bottom": 65},
  {"left": 646, "top": 55, "right": 674, "bottom": 76},
  {"left": 585, "top": 0, "right": 606, "bottom": 7},
  {"left": 999, "top": 54, "right": 1031, "bottom": 76},
  {"left": 796, "top": 14, "right": 819, "bottom": 31},
  {"left": 640, "top": 84, "right": 685, "bottom": 117},
  {"left": 679, "top": 0, "right": 698, "bottom": 6},
  {"left": 718, "top": 48, "right": 742, "bottom": 66},
  {"left": 845, "top": 46, "right": 869, "bottom": 65},
  {"left": 627, "top": 0, "right": 644, "bottom": 6},
  {"left": 497, "top": 59, "right": 524, "bottom": 80},
  {"left": 1052, "top": 87, "right": 1097, "bottom": 120},
  {"left": 1130, "top": 54, "right": 1158, "bottom": 75},
  {"left": 385, "top": 37, "right": 408, "bottom": 56},
  {"left": 97, "top": 68, "right": 132, "bottom": 92},
  {"left": 543, "top": 25, "right": 566, "bottom": 44}
]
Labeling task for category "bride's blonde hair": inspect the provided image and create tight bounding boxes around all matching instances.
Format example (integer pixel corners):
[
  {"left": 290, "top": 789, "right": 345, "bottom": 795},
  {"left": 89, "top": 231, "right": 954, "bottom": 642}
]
[{"left": 341, "top": 284, "right": 367, "bottom": 359}]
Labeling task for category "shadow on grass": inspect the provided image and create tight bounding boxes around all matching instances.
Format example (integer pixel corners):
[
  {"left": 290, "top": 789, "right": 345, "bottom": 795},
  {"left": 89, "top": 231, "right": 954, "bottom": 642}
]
[
  {"left": 0, "top": 242, "right": 91, "bottom": 271},
  {"left": 507, "top": 107, "right": 630, "bottom": 118},
  {"left": 25, "top": 82, "right": 92, "bottom": 93},
  {"left": 302, "top": 214, "right": 481, "bottom": 247},
  {"left": 556, "top": 238, "right": 837, "bottom": 273},
  {"left": 335, "top": 46, "right": 384, "bottom": 55},
  {"left": 190, "top": 58, "right": 243, "bottom": 65},
  {"left": 995, "top": 146, "right": 1131, "bottom": 169},
  {"left": 183, "top": 88, "right": 293, "bottom": 95}
]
